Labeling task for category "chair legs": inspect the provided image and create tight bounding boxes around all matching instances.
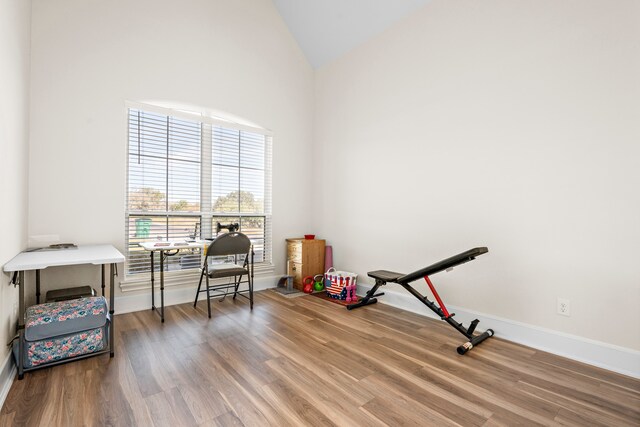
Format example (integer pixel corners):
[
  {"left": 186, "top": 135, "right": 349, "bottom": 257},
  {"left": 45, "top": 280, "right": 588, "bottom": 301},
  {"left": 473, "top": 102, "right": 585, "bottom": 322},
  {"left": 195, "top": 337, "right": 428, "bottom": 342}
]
[
  {"left": 249, "top": 274, "right": 253, "bottom": 309},
  {"left": 194, "top": 267, "right": 252, "bottom": 318},
  {"left": 194, "top": 268, "right": 205, "bottom": 307},
  {"left": 233, "top": 275, "right": 241, "bottom": 300},
  {"left": 205, "top": 274, "right": 212, "bottom": 318},
  {"left": 230, "top": 274, "right": 253, "bottom": 309}
]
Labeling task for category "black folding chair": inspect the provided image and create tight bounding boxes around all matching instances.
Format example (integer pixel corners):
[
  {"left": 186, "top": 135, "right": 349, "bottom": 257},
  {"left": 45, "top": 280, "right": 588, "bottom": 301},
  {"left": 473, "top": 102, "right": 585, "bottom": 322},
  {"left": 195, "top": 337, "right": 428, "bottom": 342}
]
[{"left": 193, "top": 232, "right": 254, "bottom": 318}]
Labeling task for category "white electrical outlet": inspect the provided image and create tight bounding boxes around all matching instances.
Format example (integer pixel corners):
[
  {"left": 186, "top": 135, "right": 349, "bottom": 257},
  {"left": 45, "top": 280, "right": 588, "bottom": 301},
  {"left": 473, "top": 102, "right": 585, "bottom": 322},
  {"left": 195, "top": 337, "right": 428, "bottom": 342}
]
[{"left": 557, "top": 298, "right": 570, "bottom": 316}]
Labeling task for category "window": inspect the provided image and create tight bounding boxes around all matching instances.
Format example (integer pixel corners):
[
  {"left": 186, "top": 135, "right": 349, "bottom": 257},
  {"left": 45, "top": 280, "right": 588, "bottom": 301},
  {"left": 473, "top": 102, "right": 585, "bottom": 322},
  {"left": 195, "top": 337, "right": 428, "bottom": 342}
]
[{"left": 126, "top": 107, "right": 272, "bottom": 277}]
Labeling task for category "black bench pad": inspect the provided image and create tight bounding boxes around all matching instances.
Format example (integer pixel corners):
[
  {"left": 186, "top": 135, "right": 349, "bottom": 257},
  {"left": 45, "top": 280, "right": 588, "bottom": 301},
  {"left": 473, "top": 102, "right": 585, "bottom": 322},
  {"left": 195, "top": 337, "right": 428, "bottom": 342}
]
[
  {"left": 367, "top": 247, "right": 489, "bottom": 285},
  {"left": 398, "top": 247, "right": 487, "bottom": 283},
  {"left": 367, "top": 270, "right": 405, "bottom": 282}
]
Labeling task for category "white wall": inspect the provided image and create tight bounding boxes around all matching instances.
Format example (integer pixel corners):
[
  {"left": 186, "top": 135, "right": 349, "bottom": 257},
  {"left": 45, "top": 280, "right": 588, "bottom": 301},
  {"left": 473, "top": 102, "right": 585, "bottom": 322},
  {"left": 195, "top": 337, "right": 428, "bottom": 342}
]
[
  {"left": 20, "top": 0, "right": 640, "bottom": 355},
  {"left": 0, "top": 0, "right": 30, "bottom": 365},
  {"left": 28, "top": 0, "right": 315, "bottom": 298},
  {"left": 315, "top": 0, "right": 640, "bottom": 350}
]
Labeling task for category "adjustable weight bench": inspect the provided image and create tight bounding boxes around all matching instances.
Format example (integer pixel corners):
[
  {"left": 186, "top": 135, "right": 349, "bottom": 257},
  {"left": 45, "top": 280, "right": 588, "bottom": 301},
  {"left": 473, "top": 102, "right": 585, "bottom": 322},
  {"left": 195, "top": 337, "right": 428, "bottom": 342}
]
[{"left": 347, "top": 247, "right": 494, "bottom": 354}]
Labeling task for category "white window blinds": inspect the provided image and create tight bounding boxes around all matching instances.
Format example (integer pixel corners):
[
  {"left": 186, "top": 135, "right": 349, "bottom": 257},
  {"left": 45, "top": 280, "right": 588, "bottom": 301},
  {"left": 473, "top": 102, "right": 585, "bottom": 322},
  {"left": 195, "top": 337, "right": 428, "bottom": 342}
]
[{"left": 126, "top": 107, "right": 272, "bottom": 276}]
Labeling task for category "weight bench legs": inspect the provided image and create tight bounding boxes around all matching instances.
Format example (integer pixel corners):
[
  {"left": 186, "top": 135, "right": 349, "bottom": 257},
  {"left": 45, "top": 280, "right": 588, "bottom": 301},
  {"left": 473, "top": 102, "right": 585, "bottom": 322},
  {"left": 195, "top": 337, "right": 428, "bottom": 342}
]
[
  {"left": 346, "top": 280, "right": 385, "bottom": 310},
  {"left": 401, "top": 278, "right": 494, "bottom": 354},
  {"left": 457, "top": 329, "right": 494, "bottom": 355},
  {"left": 347, "top": 275, "right": 494, "bottom": 354}
]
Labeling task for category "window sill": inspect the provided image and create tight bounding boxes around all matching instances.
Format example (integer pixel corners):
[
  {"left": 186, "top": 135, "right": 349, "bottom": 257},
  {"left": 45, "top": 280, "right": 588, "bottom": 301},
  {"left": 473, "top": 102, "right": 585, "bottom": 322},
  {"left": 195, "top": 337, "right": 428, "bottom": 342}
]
[{"left": 119, "top": 263, "right": 275, "bottom": 292}]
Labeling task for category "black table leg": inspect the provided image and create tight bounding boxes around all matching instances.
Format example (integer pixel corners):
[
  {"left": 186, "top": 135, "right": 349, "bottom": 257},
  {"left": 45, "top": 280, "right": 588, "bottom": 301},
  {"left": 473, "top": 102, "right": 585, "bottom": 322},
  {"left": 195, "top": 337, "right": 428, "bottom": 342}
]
[
  {"left": 101, "top": 264, "right": 105, "bottom": 297},
  {"left": 150, "top": 251, "right": 155, "bottom": 311},
  {"left": 110, "top": 263, "right": 115, "bottom": 357},
  {"left": 17, "top": 271, "right": 25, "bottom": 379},
  {"left": 160, "top": 250, "right": 165, "bottom": 323},
  {"left": 35, "top": 269, "right": 40, "bottom": 304}
]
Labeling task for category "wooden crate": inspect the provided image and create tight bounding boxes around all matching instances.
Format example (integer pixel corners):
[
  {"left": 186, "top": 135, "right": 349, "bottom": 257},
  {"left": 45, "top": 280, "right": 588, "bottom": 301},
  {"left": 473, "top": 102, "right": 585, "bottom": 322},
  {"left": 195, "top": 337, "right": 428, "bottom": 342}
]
[{"left": 286, "top": 238, "right": 326, "bottom": 291}]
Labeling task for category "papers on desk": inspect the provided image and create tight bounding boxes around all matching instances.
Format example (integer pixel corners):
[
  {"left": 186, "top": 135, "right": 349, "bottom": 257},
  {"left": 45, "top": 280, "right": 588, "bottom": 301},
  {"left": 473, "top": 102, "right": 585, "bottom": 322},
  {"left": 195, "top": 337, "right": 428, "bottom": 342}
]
[
  {"left": 153, "top": 242, "right": 190, "bottom": 247},
  {"left": 26, "top": 243, "right": 78, "bottom": 252},
  {"left": 139, "top": 240, "right": 205, "bottom": 251}
]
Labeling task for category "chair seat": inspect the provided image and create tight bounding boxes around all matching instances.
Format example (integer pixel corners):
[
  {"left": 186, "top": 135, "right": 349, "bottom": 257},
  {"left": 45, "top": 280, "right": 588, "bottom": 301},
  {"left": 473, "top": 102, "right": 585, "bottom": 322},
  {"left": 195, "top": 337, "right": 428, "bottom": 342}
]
[
  {"left": 208, "top": 263, "right": 248, "bottom": 278},
  {"left": 367, "top": 270, "right": 405, "bottom": 283}
]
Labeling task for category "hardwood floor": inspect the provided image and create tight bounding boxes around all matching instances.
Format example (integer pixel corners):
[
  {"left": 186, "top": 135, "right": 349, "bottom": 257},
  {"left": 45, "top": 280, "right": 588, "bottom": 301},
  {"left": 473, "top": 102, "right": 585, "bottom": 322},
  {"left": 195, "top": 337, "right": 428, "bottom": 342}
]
[{"left": 1, "top": 290, "right": 639, "bottom": 426}]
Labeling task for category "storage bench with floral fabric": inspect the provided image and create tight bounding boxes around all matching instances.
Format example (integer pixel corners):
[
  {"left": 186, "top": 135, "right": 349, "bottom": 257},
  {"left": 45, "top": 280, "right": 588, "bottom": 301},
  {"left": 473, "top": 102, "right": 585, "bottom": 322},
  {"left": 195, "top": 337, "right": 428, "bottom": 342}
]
[{"left": 13, "top": 296, "right": 109, "bottom": 367}]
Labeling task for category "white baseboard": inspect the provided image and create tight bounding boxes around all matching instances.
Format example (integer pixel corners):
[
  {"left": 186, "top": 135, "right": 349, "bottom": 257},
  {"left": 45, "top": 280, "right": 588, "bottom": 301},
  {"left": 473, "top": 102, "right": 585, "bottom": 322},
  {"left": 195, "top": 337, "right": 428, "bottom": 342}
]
[
  {"left": 0, "top": 351, "right": 16, "bottom": 410},
  {"left": 115, "top": 274, "right": 281, "bottom": 314},
  {"left": 357, "top": 284, "right": 640, "bottom": 379}
]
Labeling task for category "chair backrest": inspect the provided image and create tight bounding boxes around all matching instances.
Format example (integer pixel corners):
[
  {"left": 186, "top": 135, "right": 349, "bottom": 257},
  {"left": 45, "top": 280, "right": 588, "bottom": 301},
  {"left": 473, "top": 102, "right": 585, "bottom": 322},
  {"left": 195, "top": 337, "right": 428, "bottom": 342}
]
[{"left": 205, "top": 232, "right": 252, "bottom": 258}]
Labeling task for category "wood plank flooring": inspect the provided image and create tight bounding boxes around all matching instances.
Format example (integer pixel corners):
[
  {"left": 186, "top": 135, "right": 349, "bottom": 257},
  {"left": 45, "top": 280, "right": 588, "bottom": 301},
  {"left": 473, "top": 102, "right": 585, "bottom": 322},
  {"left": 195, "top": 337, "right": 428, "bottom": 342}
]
[{"left": 1, "top": 290, "right": 639, "bottom": 426}]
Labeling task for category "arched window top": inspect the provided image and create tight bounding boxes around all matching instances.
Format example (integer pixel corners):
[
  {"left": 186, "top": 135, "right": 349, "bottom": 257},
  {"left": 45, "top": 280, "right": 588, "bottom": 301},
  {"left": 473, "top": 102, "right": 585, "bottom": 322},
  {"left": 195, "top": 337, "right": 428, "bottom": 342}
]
[{"left": 126, "top": 100, "right": 272, "bottom": 136}]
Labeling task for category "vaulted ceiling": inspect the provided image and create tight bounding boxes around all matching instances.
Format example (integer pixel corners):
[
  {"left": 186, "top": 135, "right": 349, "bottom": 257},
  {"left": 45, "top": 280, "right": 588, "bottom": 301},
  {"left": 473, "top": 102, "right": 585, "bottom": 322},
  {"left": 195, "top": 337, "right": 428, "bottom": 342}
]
[{"left": 272, "top": 0, "right": 431, "bottom": 68}]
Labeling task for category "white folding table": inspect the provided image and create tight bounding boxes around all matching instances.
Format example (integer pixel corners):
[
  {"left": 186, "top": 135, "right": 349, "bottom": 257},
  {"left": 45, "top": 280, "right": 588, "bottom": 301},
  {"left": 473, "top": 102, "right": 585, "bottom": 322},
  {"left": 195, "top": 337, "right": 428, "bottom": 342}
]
[
  {"left": 3, "top": 244, "right": 125, "bottom": 379},
  {"left": 138, "top": 241, "right": 206, "bottom": 322}
]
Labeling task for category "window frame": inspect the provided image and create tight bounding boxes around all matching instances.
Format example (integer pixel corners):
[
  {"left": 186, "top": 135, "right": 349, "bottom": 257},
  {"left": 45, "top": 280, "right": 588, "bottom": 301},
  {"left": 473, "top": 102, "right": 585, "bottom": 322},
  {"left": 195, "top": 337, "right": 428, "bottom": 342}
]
[{"left": 123, "top": 103, "right": 273, "bottom": 287}]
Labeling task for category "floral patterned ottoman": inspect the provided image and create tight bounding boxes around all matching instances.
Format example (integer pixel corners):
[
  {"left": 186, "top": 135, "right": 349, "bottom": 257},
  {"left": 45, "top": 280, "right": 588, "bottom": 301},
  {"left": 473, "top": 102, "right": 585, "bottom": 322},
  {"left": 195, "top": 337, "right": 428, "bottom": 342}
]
[{"left": 14, "top": 296, "right": 109, "bottom": 367}]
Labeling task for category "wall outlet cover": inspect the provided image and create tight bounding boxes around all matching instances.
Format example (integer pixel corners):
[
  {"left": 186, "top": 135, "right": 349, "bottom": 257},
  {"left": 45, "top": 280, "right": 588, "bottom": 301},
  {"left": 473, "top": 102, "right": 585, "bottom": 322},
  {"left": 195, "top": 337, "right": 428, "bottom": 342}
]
[{"left": 557, "top": 297, "right": 571, "bottom": 316}]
